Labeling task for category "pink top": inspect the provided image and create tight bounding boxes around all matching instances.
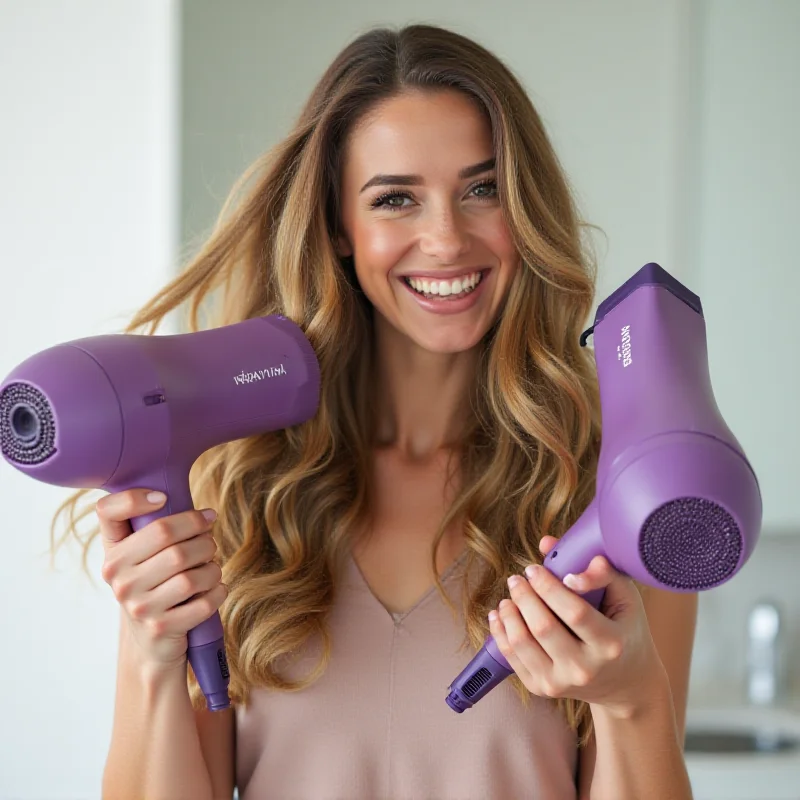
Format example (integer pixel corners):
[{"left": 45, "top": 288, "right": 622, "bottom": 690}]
[{"left": 235, "top": 552, "right": 579, "bottom": 799}]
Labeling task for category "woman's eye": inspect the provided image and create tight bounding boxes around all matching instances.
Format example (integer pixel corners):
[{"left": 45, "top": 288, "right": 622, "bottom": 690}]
[
  {"left": 471, "top": 179, "right": 497, "bottom": 198},
  {"left": 368, "top": 191, "right": 413, "bottom": 211},
  {"left": 370, "top": 179, "right": 497, "bottom": 212}
]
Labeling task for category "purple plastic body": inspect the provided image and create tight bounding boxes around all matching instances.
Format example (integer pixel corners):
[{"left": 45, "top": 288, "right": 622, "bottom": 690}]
[
  {"left": 0, "top": 315, "right": 321, "bottom": 712},
  {"left": 446, "top": 262, "right": 763, "bottom": 713}
]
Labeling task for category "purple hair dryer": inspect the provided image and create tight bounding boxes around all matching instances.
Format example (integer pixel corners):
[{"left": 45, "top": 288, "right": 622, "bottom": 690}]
[
  {"left": 0, "top": 315, "right": 320, "bottom": 712},
  {"left": 446, "top": 262, "right": 763, "bottom": 713}
]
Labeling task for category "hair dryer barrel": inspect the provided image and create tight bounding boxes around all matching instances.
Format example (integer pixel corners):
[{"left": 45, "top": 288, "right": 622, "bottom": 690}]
[
  {"left": 0, "top": 314, "right": 319, "bottom": 492},
  {"left": 0, "top": 314, "right": 322, "bottom": 711}
]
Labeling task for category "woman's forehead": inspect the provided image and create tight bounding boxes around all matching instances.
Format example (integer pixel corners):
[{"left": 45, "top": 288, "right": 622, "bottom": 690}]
[{"left": 342, "top": 93, "right": 493, "bottom": 182}]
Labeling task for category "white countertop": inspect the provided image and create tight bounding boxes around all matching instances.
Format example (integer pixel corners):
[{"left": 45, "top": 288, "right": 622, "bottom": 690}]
[{"left": 684, "top": 689, "right": 800, "bottom": 800}]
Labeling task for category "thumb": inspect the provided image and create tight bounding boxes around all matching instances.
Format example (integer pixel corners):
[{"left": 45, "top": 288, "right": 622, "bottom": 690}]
[
  {"left": 576, "top": 555, "right": 639, "bottom": 616},
  {"left": 538, "top": 535, "right": 559, "bottom": 557},
  {"left": 95, "top": 489, "right": 165, "bottom": 549}
]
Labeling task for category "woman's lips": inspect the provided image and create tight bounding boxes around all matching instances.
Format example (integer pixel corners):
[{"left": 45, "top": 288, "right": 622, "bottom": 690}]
[{"left": 399, "top": 268, "right": 491, "bottom": 315}]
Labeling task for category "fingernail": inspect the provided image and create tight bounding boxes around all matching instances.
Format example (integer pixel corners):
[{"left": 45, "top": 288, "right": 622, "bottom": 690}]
[
  {"left": 563, "top": 573, "right": 582, "bottom": 590},
  {"left": 488, "top": 611, "right": 499, "bottom": 623},
  {"left": 524, "top": 564, "right": 539, "bottom": 580},
  {"left": 202, "top": 508, "right": 217, "bottom": 522},
  {"left": 507, "top": 575, "right": 523, "bottom": 589},
  {"left": 146, "top": 491, "right": 167, "bottom": 504}
]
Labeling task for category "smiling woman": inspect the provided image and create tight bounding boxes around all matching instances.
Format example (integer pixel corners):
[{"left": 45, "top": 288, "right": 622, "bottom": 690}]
[{"left": 52, "top": 22, "right": 695, "bottom": 800}]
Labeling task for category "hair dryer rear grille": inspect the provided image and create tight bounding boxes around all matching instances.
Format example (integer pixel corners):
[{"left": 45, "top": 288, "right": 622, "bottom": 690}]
[
  {"left": 0, "top": 383, "right": 57, "bottom": 465},
  {"left": 462, "top": 668, "right": 492, "bottom": 698},
  {"left": 640, "top": 497, "right": 742, "bottom": 590}
]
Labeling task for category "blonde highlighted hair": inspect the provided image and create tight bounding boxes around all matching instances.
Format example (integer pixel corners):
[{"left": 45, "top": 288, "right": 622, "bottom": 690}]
[{"left": 52, "top": 23, "right": 605, "bottom": 747}]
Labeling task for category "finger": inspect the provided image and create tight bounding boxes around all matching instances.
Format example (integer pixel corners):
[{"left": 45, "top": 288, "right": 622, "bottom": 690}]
[
  {"left": 497, "top": 593, "right": 551, "bottom": 677},
  {"left": 523, "top": 566, "right": 613, "bottom": 646},
  {"left": 538, "top": 535, "right": 559, "bottom": 556},
  {"left": 573, "top": 555, "right": 640, "bottom": 616},
  {"left": 152, "top": 583, "right": 229, "bottom": 637},
  {"left": 508, "top": 573, "right": 585, "bottom": 661},
  {"left": 101, "top": 510, "right": 216, "bottom": 589},
  {"left": 96, "top": 489, "right": 167, "bottom": 548},
  {"left": 127, "top": 509, "right": 217, "bottom": 567},
  {"left": 488, "top": 603, "right": 531, "bottom": 680},
  {"left": 139, "top": 561, "right": 223, "bottom": 616},
  {"left": 141, "top": 533, "right": 219, "bottom": 592},
  {"left": 565, "top": 555, "right": 618, "bottom": 593}
]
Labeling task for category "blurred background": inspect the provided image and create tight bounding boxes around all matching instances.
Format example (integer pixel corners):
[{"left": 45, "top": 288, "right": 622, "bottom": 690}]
[{"left": 0, "top": 1, "right": 798, "bottom": 798}]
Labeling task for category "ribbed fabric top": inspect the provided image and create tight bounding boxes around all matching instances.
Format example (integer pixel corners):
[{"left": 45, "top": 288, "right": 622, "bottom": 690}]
[{"left": 235, "top": 552, "right": 579, "bottom": 799}]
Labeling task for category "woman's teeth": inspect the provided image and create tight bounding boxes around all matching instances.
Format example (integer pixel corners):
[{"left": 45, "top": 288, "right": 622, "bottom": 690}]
[{"left": 403, "top": 270, "right": 484, "bottom": 300}]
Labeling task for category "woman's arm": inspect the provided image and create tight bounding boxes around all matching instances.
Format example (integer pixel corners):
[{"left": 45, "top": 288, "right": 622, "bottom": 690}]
[
  {"left": 103, "top": 609, "right": 218, "bottom": 800},
  {"left": 576, "top": 588, "right": 698, "bottom": 800}
]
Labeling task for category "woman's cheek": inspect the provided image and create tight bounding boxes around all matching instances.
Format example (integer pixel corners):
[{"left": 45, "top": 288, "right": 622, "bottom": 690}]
[{"left": 354, "top": 235, "right": 411, "bottom": 290}]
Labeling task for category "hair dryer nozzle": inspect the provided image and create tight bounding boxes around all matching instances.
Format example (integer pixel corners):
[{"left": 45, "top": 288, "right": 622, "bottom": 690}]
[
  {"left": 0, "top": 344, "right": 124, "bottom": 486},
  {"left": 641, "top": 496, "right": 742, "bottom": 589},
  {"left": 603, "top": 432, "right": 760, "bottom": 591},
  {"left": 0, "top": 382, "right": 56, "bottom": 464}
]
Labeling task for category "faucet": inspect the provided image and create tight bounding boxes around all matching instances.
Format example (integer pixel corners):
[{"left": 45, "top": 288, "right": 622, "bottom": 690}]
[{"left": 746, "top": 600, "right": 784, "bottom": 706}]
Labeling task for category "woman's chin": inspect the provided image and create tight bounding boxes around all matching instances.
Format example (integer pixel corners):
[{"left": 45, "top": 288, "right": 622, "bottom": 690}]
[
  {"left": 372, "top": 305, "right": 489, "bottom": 354},
  {"left": 403, "top": 325, "right": 485, "bottom": 355}
]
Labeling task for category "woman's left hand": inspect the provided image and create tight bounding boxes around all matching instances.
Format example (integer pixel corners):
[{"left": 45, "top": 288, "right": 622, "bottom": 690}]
[{"left": 488, "top": 536, "right": 668, "bottom": 718}]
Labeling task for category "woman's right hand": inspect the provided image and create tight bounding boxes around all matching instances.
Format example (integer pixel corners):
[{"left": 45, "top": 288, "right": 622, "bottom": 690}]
[{"left": 96, "top": 489, "right": 228, "bottom": 672}]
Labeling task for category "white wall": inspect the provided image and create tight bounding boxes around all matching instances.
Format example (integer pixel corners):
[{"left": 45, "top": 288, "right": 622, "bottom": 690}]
[
  {"left": 182, "top": 0, "right": 699, "bottom": 293},
  {"left": 0, "top": 2, "right": 179, "bottom": 798},
  {"left": 692, "top": 0, "right": 800, "bottom": 532}
]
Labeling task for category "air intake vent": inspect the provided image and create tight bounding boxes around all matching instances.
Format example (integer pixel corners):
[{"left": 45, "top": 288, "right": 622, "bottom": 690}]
[{"left": 462, "top": 667, "right": 492, "bottom": 698}]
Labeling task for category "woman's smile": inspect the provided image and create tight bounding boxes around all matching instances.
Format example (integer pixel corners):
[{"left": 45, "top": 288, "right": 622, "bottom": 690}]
[{"left": 398, "top": 267, "right": 492, "bottom": 315}]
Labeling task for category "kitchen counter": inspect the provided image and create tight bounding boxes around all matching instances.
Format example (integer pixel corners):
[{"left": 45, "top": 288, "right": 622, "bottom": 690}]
[{"left": 685, "top": 688, "right": 800, "bottom": 800}]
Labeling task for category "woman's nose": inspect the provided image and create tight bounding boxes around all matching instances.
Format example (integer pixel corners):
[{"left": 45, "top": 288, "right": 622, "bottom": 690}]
[{"left": 417, "top": 205, "right": 472, "bottom": 264}]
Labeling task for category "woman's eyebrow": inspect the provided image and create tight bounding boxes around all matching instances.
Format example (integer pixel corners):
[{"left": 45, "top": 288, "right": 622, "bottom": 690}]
[{"left": 359, "top": 157, "right": 496, "bottom": 194}]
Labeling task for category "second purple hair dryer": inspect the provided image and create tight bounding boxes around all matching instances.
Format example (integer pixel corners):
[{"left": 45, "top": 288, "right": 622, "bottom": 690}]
[
  {"left": 0, "top": 314, "right": 320, "bottom": 712},
  {"left": 446, "top": 262, "right": 763, "bottom": 713}
]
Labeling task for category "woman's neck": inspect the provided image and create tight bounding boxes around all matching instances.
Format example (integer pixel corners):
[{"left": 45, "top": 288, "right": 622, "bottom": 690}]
[{"left": 371, "top": 315, "right": 479, "bottom": 460}]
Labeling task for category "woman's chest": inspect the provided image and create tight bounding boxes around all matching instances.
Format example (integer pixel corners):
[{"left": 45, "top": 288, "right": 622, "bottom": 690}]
[
  {"left": 236, "top": 591, "right": 580, "bottom": 800},
  {"left": 351, "top": 449, "right": 466, "bottom": 616}
]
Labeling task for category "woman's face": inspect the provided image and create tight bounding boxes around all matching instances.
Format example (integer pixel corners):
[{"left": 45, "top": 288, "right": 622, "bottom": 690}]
[{"left": 337, "top": 89, "right": 520, "bottom": 354}]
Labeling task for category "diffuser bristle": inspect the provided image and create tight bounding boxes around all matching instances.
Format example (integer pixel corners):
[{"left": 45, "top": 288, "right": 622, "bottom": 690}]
[
  {"left": 639, "top": 497, "right": 742, "bottom": 590},
  {"left": 0, "top": 382, "right": 57, "bottom": 465}
]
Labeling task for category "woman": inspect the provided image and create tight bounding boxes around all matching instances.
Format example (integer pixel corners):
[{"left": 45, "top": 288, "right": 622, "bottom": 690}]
[{"left": 55, "top": 23, "right": 697, "bottom": 799}]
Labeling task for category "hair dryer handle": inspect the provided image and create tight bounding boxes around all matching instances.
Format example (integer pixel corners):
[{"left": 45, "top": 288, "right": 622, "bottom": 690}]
[
  {"left": 111, "top": 468, "right": 231, "bottom": 712},
  {"left": 445, "top": 499, "right": 609, "bottom": 713},
  {"left": 542, "top": 497, "right": 606, "bottom": 610}
]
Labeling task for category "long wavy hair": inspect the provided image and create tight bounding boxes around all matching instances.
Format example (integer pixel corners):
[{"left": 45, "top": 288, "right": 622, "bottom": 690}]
[{"left": 52, "top": 23, "right": 607, "bottom": 747}]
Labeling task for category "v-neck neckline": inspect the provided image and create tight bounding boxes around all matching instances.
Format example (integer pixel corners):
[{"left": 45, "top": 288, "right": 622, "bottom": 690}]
[{"left": 348, "top": 549, "right": 469, "bottom": 624}]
